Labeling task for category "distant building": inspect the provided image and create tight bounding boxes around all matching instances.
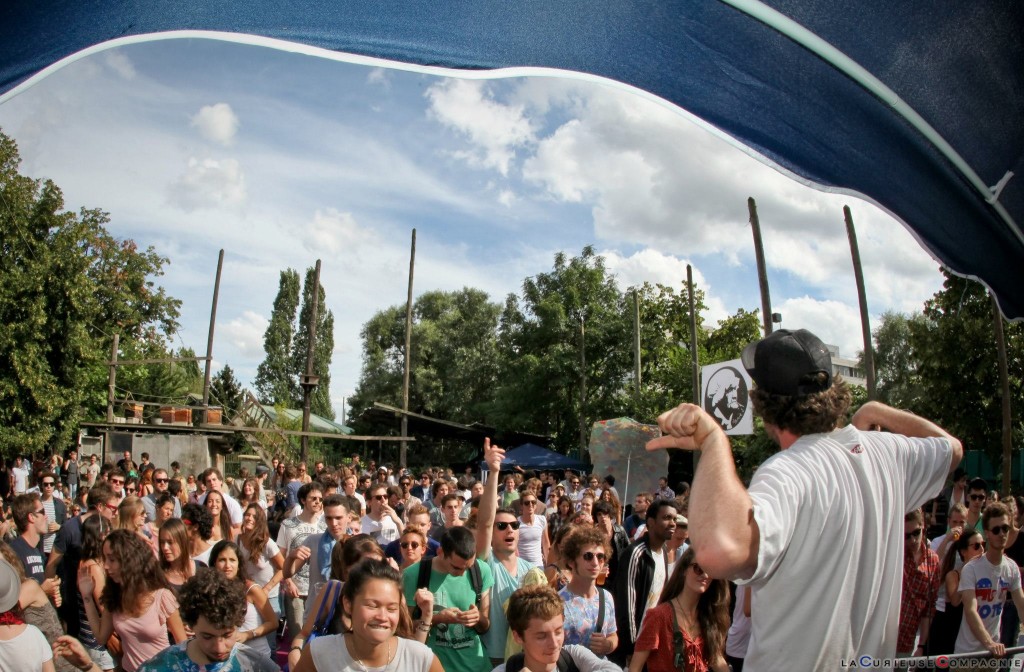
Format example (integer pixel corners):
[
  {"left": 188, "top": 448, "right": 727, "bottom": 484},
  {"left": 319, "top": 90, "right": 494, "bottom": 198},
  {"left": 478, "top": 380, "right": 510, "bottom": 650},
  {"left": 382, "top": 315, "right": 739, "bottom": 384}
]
[{"left": 826, "top": 344, "right": 866, "bottom": 388}]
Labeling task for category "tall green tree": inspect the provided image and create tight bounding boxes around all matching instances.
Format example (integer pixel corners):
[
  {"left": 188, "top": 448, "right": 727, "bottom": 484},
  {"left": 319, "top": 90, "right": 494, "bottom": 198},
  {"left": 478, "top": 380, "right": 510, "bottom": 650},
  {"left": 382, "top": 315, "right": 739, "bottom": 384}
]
[
  {"left": 0, "top": 129, "right": 181, "bottom": 454},
  {"left": 290, "top": 266, "right": 335, "bottom": 420},
  {"left": 210, "top": 364, "right": 245, "bottom": 418},
  {"left": 253, "top": 269, "right": 300, "bottom": 405}
]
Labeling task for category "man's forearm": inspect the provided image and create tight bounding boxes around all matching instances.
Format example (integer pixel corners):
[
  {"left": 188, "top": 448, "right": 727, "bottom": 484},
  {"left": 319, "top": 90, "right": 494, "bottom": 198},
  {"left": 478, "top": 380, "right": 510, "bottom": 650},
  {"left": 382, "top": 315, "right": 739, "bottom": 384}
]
[{"left": 690, "top": 426, "right": 757, "bottom": 580}]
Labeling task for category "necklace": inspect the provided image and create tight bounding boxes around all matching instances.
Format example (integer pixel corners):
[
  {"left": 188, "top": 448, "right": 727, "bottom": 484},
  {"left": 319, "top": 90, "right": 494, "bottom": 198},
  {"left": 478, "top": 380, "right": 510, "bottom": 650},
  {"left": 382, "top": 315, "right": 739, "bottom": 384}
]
[
  {"left": 673, "top": 596, "right": 698, "bottom": 634},
  {"left": 350, "top": 635, "right": 395, "bottom": 672}
]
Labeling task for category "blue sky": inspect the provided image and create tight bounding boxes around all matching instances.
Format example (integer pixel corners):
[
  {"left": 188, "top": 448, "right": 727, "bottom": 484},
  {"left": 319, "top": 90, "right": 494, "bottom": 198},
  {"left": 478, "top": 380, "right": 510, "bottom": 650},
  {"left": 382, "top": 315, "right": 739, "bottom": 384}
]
[{"left": 0, "top": 36, "right": 943, "bottom": 421}]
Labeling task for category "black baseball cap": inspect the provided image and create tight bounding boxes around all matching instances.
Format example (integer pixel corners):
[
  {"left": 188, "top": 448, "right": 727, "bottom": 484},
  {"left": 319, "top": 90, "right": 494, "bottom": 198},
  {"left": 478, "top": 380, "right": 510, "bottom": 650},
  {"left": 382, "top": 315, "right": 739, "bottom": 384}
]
[{"left": 741, "top": 329, "right": 832, "bottom": 396}]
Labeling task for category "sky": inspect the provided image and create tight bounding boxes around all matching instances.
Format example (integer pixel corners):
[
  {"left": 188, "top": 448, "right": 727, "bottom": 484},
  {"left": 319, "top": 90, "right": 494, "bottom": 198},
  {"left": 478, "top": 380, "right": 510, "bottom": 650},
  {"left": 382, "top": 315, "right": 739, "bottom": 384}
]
[{"left": 0, "top": 36, "right": 944, "bottom": 422}]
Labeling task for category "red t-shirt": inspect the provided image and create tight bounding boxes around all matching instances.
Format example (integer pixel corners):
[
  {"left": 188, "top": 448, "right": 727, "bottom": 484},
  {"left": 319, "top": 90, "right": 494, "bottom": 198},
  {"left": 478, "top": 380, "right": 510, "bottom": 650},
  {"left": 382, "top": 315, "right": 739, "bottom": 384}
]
[{"left": 634, "top": 602, "right": 709, "bottom": 672}]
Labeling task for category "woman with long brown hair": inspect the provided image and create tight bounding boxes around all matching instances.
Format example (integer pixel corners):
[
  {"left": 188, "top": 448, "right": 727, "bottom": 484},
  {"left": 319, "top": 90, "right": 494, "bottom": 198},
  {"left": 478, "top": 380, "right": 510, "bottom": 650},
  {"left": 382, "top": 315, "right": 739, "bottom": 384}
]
[
  {"left": 239, "top": 478, "right": 263, "bottom": 510},
  {"left": 237, "top": 504, "right": 285, "bottom": 635},
  {"left": 204, "top": 489, "right": 236, "bottom": 543},
  {"left": 76, "top": 515, "right": 115, "bottom": 670},
  {"left": 80, "top": 530, "right": 187, "bottom": 672},
  {"left": 547, "top": 495, "right": 574, "bottom": 542},
  {"left": 209, "top": 540, "right": 279, "bottom": 661},
  {"left": 115, "top": 496, "right": 157, "bottom": 555},
  {"left": 157, "top": 519, "right": 199, "bottom": 591},
  {"left": 628, "top": 547, "right": 729, "bottom": 672}
]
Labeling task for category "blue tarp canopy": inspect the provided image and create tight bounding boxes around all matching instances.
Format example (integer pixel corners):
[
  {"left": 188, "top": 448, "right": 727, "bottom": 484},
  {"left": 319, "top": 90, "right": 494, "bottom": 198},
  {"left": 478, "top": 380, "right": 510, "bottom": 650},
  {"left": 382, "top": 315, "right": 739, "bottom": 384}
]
[
  {"left": 2, "top": 2, "right": 1022, "bottom": 317},
  {"left": 482, "top": 443, "right": 587, "bottom": 473}
]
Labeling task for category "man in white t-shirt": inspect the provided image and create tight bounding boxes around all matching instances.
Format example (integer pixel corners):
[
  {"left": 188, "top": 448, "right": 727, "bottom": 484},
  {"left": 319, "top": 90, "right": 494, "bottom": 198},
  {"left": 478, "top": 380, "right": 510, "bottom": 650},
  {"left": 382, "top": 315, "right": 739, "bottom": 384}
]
[
  {"left": 956, "top": 502, "right": 1024, "bottom": 656},
  {"left": 8, "top": 457, "right": 29, "bottom": 496},
  {"left": 360, "top": 483, "right": 403, "bottom": 545},
  {"left": 647, "top": 328, "right": 962, "bottom": 671}
]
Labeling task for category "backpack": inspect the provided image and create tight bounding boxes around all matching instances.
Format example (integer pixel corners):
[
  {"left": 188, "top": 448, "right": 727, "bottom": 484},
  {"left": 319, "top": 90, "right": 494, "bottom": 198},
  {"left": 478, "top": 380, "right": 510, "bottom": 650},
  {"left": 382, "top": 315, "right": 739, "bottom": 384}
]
[
  {"left": 504, "top": 650, "right": 579, "bottom": 672},
  {"left": 412, "top": 557, "right": 483, "bottom": 620}
]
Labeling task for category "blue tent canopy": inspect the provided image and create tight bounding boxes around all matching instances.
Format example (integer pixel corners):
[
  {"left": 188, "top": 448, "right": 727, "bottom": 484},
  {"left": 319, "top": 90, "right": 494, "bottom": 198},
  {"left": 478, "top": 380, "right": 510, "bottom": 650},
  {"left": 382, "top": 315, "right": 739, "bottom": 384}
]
[
  {"left": 481, "top": 443, "right": 587, "bottom": 473},
  {"left": 2, "top": 1, "right": 1022, "bottom": 317}
]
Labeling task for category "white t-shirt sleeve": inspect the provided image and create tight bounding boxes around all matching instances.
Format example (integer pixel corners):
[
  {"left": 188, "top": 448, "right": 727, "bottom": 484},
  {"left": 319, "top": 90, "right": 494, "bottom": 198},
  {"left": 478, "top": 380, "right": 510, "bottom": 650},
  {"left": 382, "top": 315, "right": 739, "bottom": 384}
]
[
  {"left": 742, "top": 457, "right": 802, "bottom": 585},
  {"left": 564, "top": 644, "right": 624, "bottom": 671},
  {"left": 897, "top": 435, "right": 954, "bottom": 513}
]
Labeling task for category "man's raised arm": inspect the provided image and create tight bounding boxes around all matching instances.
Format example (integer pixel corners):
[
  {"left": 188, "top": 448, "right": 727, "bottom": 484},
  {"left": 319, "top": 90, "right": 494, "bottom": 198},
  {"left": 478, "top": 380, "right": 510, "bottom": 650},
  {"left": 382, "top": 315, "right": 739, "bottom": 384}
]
[
  {"left": 647, "top": 403, "right": 758, "bottom": 580},
  {"left": 475, "top": 438, "right": 504, "bottom": 561},
  {"left": 852, "top": 401, "right": 963, "bottom": 475}
]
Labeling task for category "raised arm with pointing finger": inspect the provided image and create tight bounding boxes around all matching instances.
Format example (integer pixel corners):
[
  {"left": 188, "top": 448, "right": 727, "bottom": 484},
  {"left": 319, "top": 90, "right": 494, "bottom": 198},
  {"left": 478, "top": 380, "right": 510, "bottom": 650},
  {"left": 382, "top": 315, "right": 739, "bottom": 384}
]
[{"left": 475, "top": 438, "right": 504, "bottom": 561}]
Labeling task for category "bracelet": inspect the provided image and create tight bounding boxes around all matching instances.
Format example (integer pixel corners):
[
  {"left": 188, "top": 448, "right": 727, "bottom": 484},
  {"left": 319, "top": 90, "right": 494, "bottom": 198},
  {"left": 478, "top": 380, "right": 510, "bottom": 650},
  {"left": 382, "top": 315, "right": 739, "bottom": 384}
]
[
  {"left": 416, "top": 620, "right": 432, "bottom": 631},
  {"left": 291, "top": 646, "right": 304, "bottom": 652}
]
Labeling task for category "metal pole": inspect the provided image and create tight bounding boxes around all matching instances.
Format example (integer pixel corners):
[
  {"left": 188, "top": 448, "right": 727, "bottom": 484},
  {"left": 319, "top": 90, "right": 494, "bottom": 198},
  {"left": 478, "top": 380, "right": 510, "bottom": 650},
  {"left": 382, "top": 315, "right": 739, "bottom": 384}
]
[
  {"left": 106, "top": 334, "right": 119, "bottom": 423},
  {"left": 301, "top": 260, "right": 322, "bottom": 462},
  {"left": 993, "top": 294, "right": 1012, "bottom": 493},
  {"left": 748, "top": 197, "right": 773, "bottom": 337},
  {"left": 402, "top": 229, "right": 416, "bottom": 470},
  {"left": 201, "top": 249, "right": 225, "bottom": 416},
  {"left": 844, "top": 207, "right": 877, "bottom": 399}
]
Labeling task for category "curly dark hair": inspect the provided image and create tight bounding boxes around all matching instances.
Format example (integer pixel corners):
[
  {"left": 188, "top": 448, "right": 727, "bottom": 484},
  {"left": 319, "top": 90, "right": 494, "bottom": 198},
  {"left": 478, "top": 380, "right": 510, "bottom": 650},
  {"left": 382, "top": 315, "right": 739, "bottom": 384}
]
[
  {"left": 658, "top": 547, "right": 730, "bottom": 665},
  {"left": 100, "top": 530, "right": 171, "bottom": 615},
  {"left": 561, "top": 526, "right": 610, "bottom": 570},
  {"left": 178, "top": 567, "right": 247, "bottom": 628},
  {"left": 750, "top": 373, "right": 852, "bottom": 435},
  {"left": 181, "top": 503, "right": 214, "bottom": 541}
]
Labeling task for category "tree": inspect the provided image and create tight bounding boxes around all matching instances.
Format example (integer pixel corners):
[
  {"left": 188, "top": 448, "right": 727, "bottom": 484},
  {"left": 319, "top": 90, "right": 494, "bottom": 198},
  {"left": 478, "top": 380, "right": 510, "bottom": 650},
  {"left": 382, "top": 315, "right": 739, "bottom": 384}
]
[
  {"left": 0, "top": 129, "right": 181, "bottom": 454},
  {"left": 210, "top": 365, "right": 245, "bottom": 418},
  {"left": 290, "top": 266, "right": 335, "bottom": 419},
  {"left": 867, "top": 311, "right": 927, "bottom": 410},
  {"left": 253, "top": 269, "right": 300, "bottom": 405}
]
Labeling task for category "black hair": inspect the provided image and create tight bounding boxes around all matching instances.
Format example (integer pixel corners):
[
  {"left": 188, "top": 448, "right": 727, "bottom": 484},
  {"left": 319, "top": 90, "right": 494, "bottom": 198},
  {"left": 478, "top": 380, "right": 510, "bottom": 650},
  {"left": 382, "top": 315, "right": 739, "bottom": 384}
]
[
  {"left": 181, "top": 502, "right": 214, "bottom": 540},
  {"left": 969, "top": 478, "right": 988, "bottom": 493},
  {"left": 439, "top": 526, "right": 476, "bottom": 560},
  {"left": 646, "top": 498, "right": 678, "bottom": 523}
]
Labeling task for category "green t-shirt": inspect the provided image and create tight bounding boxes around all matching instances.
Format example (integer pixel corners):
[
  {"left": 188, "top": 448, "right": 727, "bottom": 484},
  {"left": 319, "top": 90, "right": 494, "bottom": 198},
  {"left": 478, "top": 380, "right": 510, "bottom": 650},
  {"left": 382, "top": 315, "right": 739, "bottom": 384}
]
[{"left": 402, "top": 558, "right": 494, "bottom": 672}]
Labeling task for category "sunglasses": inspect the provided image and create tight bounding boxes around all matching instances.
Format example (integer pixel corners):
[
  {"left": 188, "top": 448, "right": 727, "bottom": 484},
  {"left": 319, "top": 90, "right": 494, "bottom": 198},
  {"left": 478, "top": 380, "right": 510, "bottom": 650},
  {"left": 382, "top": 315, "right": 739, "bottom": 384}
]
[
  {"left": 373, "top": 494, "right": 387, "bottom": 501},
  {"left": 306, "top": 496, "right": 323, "bottom": 503},
  {"left": 522, "top": 500, "right": 537, "bottom": 506},
  {"left": 126, "top": 487, "right": 137, "bottom": 493},
  {"left": 105, "top": 504, "right": 118, "bottom": 513},
  {"left": 969, "top": 542, "right": 985, "bottom": 550},
  {"left": 905, "top": 528, "right": 923, "bottom": 540},
  {"left": 970, "top": 494, "right": 986, "bottom": 501},
  {"left": 581, "top": 551, "right": 606, "bottom": 563},
  {"left": 990, "top": 524, "right": 1011, "bottom": 535},
  {"left": 154, "top": 478, "right": 169, "bottom": 484},
  {"left": 32, "top": 508, "right": 45, "bottom": 516},
  {"left": 691, "top": 563, "right": 706, "bottom": 577},
  {"left": 401, "top": 541, "right": 421, "bottom": 549},
  {"left": 570, "top": 481, "right": 580, "bottom": 486},
  {"left": 110, "top": 479, "right": 124, "bottom": 485},
  {"left": 495, "top": 521, "right": 521, "bottom": 531},
  {"left": 42, "top": 481, "right": 55, "bottom": 487}
]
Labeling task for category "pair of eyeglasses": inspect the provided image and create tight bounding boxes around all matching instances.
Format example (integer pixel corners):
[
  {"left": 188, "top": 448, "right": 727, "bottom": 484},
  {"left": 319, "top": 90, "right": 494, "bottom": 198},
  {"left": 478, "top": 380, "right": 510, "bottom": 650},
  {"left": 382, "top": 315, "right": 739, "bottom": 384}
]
[
  {"left": 373, "top": 494, "right": 387, "bottom": 501},
  {"left": 581, "top": 551, "right": 606, "bottom": 563},
  {"left": 970, "top": 494, "right": 986, "bottom": 501},
  {"left": 105, "top": 504, "right": 118, "bottom": 513},
  {"left": 401, "top": 541, "right": 421, "bottom": 549},
  {"left": 495, "top": 521, "right": 521, "bottom": 531},
  {"left": 307, "top": 496, "right": 323, "bottom": 503},
  {"left": 990, "top": 524, "right": 1012, "bottom": 535},
  {"left": 42, "top": 481, "right": 55, "bottom": 488},
  {"left": 32, "top": 508, "right": 45, "bottom": 516},
  {"left": 522, "top": 500, "right": 537, "bottom": 506},
  {"left": 968, "top": 542, "right": 985, "bottom": 550},
  {"left": 154, "top": 478, "right": 169, "bottom": 484},
  {"left": 110, "top": 479, "right": 124, "bottom": 485},
  {"left": 905, "top": 528, "right": 923, "bottom": 540},
  {"left": 691, "top": 563, "right": 706, "bottom": 577},
  {"left": 126, "top": 488, "right": 137, "bottom": 494}
]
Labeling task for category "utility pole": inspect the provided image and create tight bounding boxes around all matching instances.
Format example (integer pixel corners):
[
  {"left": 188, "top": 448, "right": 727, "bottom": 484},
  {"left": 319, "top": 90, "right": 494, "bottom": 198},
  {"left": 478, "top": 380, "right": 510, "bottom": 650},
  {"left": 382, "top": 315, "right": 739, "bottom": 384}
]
[
  {"left": 299, "top": 260, "right": 322, "bottom": 462},
  {"left": 401, "top": 229, "right": 416, "bottom": 470},
  {"left": 201, "top": 249, "right": 225, "bottom": 419},
  {"left": 844, "top": 207, "right": 876, "bottom": 398},
  {"left": 749, "top": 197, "right": 773, "bottom": 337}
]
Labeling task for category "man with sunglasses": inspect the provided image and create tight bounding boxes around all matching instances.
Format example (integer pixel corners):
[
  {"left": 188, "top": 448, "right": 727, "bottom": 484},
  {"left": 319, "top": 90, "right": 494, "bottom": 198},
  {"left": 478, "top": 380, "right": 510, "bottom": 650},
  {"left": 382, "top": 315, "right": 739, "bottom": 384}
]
[
  {"left": 33, "top": 471, "right": 66, "bottom": 560},
  {"left": 478, "top": 439, "right": 545, "bottom": 667},
  {"left": 10, "top": 493, "right": 55, "bottom": 587},
  {"left": 559, "top": 526, "right": 619, "bottom": 658},
  {"left": 106, "top": 469, "right": 126, "bottom": 503},
  {"left": 276, "top": 483, "right": 326, "bottom": 639},
  {"left": 647, "top": 328, "right": 962, "bottom": 670},
  {"left": 956, "top": 502, "right": 1024, "bottom": 657},
  {"left": 897, "top": 508, "right": 941, "bottom": 656},
  {"left": 965, "top": 478, "right": 989, "bottom": 533},
  {"left": 283, "top": 494, "right": 350, "bottom": 620},
  {"left": 360, "top": 483, "right": 404, "bottom": 545},
  {"left": 142, "top": 468, "right": 181, "bottom": 522}
]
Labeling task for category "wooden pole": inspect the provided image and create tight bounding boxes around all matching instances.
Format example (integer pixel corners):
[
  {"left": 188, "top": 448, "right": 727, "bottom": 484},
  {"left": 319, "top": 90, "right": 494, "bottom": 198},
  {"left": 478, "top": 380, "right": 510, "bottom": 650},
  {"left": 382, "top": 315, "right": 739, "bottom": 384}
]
[
  {"left": 688, "top": 265, "right": 700, "bottom": 471},
  {"left": 748, "top": 197, "right": 773, "bottom": 337},
  {"left": 106, "top": 333, "right": 119, "bottom": 423},
  {"left": 993, "top": 294, "right": 1013, "bottom": 493},
  {"left": 201, "top": 249, "right": 225, "bottom": 415},
  {"left": 844, "top": 207, "right": 877, "bottom": 399},
  {"left": 402, "top": 229, "right": 416, "bottom": 469},
  {"left": 300, "top": 260, "right": 322, "bottom": 462},
  {"left": 633, "top": 289, "right": 641, "bottom": 409},
  {"left": 579, "top": 315, "right": 588, "bottom": 461}
]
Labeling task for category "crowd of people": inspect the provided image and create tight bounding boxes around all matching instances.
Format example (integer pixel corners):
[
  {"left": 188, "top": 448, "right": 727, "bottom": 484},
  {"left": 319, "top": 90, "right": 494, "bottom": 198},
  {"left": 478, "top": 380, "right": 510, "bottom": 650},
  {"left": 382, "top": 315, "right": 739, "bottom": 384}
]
[{"left": 0, "top": 327, "right": 1001, "bottom": 671}]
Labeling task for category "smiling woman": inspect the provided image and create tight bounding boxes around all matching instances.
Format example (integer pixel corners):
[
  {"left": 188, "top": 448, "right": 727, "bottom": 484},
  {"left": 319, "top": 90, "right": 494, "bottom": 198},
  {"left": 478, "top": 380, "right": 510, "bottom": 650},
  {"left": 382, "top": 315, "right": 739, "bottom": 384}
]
[{"left": 292, "top": 560, "right": 443, "bottom": 672}]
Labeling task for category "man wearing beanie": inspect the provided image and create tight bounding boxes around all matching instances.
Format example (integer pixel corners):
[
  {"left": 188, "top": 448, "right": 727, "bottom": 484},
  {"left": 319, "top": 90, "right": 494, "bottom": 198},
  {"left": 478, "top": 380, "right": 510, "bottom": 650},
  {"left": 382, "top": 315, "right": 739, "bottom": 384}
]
[{"left": 647, "top": 328, "right": 962, "bottom": 671}]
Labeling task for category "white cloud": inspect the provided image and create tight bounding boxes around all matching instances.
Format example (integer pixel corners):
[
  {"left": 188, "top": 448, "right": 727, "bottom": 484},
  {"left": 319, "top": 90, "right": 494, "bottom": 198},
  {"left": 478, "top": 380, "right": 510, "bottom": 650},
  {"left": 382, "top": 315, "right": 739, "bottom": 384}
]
[
  {"left": 773, "top": 296, "right": 866, "bottom": 359},
  {"left": 426, "top": 79, "right": 535, "bottom": 175},
  {"left": 168, "top": 157, "right": 246, "bottom": 211},
  {"left": 104, "top": 51, "right": 136, "bottom": 80},
  {"left": 191, "top": 103, "right": 239, "bottom": 146},
  {"left": 498, "top": 190, "right": 516, "bottom": 207},
  {"left": 220, "top": 311, "right": 269, "bottom": 360},
  {"left": 300, "top": 208, "right": 377, "bottom": 255},
  {"left": 366, "top": 68, "right": 391, "bottom": 89},
  {"left": 600, "top": 249, "right": 730, "bottom": 325}
]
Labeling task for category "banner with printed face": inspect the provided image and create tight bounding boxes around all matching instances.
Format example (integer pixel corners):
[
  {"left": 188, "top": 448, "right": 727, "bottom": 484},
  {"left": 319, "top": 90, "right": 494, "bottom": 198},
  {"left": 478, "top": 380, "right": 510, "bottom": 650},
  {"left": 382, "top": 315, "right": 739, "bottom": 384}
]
[{"left": 701, "top": 359, "right": 753, "bottom": 435}]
